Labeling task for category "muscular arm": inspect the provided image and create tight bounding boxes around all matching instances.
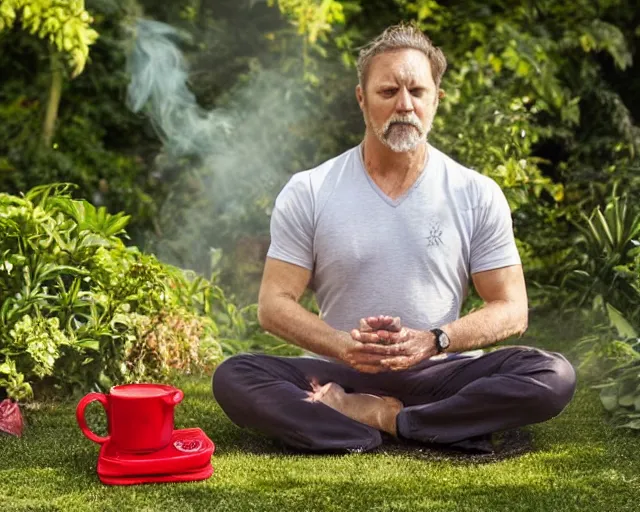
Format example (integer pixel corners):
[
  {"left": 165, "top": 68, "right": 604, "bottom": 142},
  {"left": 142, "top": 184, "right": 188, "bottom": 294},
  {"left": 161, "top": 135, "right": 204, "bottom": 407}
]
[
  {"left": 368, "top": 264, "right": 528, "bottom": 371},
  {"left": 257, "top": 258, "right": 351, "bottom": 360},
  {"left": 441, "top": 264, "right": 528, "bottom": 352}
]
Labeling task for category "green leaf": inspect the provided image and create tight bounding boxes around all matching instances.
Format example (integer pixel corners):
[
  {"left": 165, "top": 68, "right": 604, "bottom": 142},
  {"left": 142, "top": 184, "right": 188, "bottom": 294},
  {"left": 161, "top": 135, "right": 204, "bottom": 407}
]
[
  {"left": 75, "top": 339, "right": 100, "bottom": 351},
  {"left": 616, "top": 419, "right": 640, "bottom": 430},
  {"left": 606, "top": 303, "right": 638, "bottom": 339},
  {"left": 619, "top": 394, "right": 635, "bottom": 407},
  {"left": 600, "top": 386, "right": 619, "bottom": 411},
  {"left": 78, "top": 234, "right": 112, "bottom": 249},
  {"left": 103, "top": 214, "right": 130, "bottom": 237},
  {"left": 595, "top": 208, "right": 615, "bottom": 249}
]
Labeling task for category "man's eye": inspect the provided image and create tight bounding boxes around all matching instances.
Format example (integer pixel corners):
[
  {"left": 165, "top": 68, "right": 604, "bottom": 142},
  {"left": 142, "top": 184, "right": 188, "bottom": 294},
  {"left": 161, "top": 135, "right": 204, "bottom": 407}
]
[
  {"left": 411, "top": 89, "right": 425, "bottom": 97},
  {"left": 382, "top": 89, "right": 397, "bottom": 96}
]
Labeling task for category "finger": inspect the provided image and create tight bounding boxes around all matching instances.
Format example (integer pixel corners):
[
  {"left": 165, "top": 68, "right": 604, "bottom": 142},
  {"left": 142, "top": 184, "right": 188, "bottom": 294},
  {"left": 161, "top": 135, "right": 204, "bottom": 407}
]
[
  {"left": 352, "top": 329, "right": 382, "bottom": 343},
  {"left": 364, "top": 316, "right": 385, "bottom": 330},
  {"left": 355, "top": 331, "right": 382, "bottom": 344},
  {"left": 379, "top": 316, "right": 393, "bottom": 329},
  {"left": 352, "top": 344, "right": 410, "bottom": 364},
  {"left": 381, "top": 343, "right": 408, "bottom": 356},
  {"left": 371, "top": 332, "right": 408, "bottom": 346},
  {"left": 345, "top": 351, "right": 389, "bottom": 366},
  {"left": 376, "top": 330, "right": 394, "bottom": 343},
  {"left": 351, "top": 329, "right": 368, "bottom": 342},
  {"left": 381, "top": 355, "right": 415, "bottom": 371},
  {"left": 388, "top": 329, "right": 410, "bottom": 344},
  {"left": 374, "top": 316, "right": 401, "bottom": 332},
  {"left": 390, "top": 317, "right": 402, "bottom": 332},
  {"left": 374, "top": 316, "right": 394, "bottom": 331},
  {"left": 359, "top": 318, "right": 373, "bottom": 332},
  {"left": 372, "top": 315, "right": 398, "bottom": 331},
  {"left": 366, "top": 343, "right": 407, "bottom": 356},
  {"left": 353, "top": 343, "right": 406, "bottom": 356},
  {"left": 367, "top": 316, "right": 380, "bottom": 327}
]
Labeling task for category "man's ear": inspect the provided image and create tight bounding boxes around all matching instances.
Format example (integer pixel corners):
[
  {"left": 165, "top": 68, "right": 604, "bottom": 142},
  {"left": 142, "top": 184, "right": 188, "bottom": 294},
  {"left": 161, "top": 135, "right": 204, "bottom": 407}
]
[
  {"left": 356, "top": 84, "right": 364, "bottom": 110},
  {"left": 438, "top": 89, "right": 446, "bottom": 100}
]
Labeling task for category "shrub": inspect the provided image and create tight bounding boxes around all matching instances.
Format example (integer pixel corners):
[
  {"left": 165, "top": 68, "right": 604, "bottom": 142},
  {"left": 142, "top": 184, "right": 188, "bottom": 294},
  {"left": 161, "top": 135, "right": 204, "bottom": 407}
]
[
  {"left": 562, "top": 183, "right": 640, "bottom": 324},
  {"left": 554, "top": 184, "right": 640, "bottom": 431},
  {"left": 595, "top": 355, "right": 640, "bottom": 431},
  {"left": 0, "top": 184, "right": 223, "bottom": 401},
  {"left": 572, "top": 299, "right": 640, "bottom": 432}
]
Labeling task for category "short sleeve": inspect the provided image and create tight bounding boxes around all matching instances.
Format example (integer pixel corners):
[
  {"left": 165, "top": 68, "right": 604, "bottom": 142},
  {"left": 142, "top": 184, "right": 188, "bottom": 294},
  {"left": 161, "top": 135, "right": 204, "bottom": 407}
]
[
  {"left": 266, "top": 173, "right": 314, "bottom": 270},
  {"left": 470, "top": 178, "right": 521, "bottom": 274}
]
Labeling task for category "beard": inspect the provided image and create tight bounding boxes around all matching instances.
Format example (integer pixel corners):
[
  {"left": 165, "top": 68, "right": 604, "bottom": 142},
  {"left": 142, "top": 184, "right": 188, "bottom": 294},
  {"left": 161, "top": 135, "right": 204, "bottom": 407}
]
[{"left": 365, "top": 109, "right": 434, "bottom": 153}]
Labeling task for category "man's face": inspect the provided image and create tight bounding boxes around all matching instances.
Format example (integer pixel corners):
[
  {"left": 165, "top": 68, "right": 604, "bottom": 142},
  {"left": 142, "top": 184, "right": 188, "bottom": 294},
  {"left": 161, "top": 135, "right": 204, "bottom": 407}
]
[{"left": 358, "top": 49, "right": 439, "bottom": 153}]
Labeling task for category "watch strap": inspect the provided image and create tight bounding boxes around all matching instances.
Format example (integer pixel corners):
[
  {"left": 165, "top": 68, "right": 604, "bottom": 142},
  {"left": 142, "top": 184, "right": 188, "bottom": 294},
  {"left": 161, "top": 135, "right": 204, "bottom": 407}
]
[{"left": 430, "top": 328, "right": 447, "bottom": 354}]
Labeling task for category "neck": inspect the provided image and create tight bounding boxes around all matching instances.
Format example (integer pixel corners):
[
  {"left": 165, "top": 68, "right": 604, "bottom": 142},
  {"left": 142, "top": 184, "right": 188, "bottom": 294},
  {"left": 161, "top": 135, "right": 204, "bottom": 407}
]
[{"left": 361, "top": 132, "right": 428, "bottom": 178}]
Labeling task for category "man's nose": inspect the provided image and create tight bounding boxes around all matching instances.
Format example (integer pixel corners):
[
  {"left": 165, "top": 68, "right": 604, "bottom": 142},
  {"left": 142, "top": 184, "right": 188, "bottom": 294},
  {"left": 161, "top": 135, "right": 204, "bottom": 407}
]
[{"left": 396, "top": 88, "right": 414, "bottom": 113}]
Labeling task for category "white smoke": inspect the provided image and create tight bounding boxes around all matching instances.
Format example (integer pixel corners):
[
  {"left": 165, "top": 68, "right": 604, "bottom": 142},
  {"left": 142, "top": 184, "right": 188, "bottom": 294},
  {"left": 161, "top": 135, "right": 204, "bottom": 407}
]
[
  {"left": 125, "top": 18, "right": 313, "bottom": 283},
  {"left": 126, "top": 19, "right": 233, "bottom": 159}
]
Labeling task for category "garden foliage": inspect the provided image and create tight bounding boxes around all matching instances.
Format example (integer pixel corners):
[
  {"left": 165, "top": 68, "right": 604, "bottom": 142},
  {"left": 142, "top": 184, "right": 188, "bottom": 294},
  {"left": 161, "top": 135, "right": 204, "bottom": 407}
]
[
  {"left": 0, "top": 0, "right": 98, "bottom": 77},
  {"left": 0, "top": 184, "right": 224, "bottom": 401},
  {"left": 564, "top": 188, "right": 640, "bottom": 430}
]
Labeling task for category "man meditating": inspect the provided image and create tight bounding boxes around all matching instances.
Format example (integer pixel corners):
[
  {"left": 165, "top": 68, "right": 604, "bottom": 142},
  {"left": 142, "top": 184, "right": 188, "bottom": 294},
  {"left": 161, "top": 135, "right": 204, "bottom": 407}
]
[{"left": 212, "top": 23, "right": 577, "bottom": 453}]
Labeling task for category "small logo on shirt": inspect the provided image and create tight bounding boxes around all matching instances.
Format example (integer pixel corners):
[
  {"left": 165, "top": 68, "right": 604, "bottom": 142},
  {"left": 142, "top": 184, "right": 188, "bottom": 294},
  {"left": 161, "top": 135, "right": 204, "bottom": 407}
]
[{"left": 426, "top": 223, "right": 443, "bottom": 247}]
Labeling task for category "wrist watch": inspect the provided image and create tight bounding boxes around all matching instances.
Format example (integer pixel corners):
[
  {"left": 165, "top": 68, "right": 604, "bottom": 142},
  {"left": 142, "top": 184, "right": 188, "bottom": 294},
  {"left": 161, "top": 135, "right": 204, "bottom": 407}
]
[{"left": 430, "top": 328, "right": 450, "bottom": 354}]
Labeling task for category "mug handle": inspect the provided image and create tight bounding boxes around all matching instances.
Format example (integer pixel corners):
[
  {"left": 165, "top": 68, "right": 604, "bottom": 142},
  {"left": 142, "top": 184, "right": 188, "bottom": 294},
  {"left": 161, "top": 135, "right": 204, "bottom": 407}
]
[
  {"left": 171, "top": 389, "right": 184, "bottom": 405},
  {"left": 76, "top": 392, "right": 110, "bottom": 445}
]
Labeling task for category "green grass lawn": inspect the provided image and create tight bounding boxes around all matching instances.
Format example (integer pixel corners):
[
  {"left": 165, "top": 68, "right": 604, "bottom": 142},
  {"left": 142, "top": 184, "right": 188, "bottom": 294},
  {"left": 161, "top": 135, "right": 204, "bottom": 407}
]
[{"left": 1, "top": 314, "right": 640, "bottom": 512}]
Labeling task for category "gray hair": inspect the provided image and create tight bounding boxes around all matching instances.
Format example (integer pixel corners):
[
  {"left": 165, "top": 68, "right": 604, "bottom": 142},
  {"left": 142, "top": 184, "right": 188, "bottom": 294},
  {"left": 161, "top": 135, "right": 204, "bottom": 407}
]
[{"left": 356, "top": 23, "right": 447, "bottom": 89}]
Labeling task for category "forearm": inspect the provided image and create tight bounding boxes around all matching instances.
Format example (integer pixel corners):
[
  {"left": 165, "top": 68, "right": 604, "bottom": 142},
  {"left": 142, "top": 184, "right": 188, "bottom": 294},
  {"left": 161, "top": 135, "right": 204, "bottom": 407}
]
[
  {"left": 440, "top": 299, "right": 528, "bottom": 353},
  {"left": 257, "top": 296, "right": 348, "bottom": 360}
]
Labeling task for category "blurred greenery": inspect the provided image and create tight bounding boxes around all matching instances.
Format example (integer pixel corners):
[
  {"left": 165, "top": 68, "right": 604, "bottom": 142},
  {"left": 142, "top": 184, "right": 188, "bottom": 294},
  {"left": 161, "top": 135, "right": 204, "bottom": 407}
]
[{"left": 0, "top": 0, "right": 639, "bottom": 424}]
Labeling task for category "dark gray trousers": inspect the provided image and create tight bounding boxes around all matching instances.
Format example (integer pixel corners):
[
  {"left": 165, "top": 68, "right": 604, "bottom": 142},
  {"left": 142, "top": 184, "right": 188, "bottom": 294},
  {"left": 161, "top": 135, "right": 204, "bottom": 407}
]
[{"left": 212, "top": 346, "right": 577, "bottom": 453}]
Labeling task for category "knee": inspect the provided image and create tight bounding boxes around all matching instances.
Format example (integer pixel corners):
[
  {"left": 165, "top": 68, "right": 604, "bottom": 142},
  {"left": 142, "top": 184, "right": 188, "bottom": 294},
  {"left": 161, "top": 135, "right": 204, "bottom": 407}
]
[
  {"left": 532, "top": 351, "right": 577, "bottom": 419},
  {"left": 548, "top": 354, "right": 577, "bottom": 415},
  {"left": 211, "top": 353, "right": 255, "bottom": 407}
]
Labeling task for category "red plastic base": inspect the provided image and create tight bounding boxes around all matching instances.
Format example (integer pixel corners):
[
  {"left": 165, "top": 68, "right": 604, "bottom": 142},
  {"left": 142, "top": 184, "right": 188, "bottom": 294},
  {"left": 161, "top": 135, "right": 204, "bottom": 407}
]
[
  {"left": 97, "top": 428, "right": 215, "bottom": 477},
  {"left": 95, "top": 428, "right": 216, "bottom": 485},
  {"left": 98, "top": 463, "right": 214, "bottom": 486}
]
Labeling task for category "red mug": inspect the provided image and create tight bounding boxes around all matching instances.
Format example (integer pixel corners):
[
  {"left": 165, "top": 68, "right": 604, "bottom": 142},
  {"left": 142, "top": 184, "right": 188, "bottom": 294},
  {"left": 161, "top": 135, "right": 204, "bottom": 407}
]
[{"left": 76, "top": 383, "right": 184, "bottom": 453}]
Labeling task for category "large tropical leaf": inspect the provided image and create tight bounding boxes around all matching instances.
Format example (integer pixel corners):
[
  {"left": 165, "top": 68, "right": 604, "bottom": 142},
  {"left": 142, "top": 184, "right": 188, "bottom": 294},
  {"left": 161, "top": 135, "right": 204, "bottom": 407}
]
[{"left": 606, "top": 303, "right": 638, "bottom": 339}]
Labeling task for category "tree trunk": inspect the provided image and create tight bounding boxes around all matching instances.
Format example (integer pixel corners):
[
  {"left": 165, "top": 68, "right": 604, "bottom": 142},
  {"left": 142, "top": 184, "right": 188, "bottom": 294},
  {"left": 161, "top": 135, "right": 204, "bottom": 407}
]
[{"left": 42, "top": 50, "right": 63, "bottom": 148}]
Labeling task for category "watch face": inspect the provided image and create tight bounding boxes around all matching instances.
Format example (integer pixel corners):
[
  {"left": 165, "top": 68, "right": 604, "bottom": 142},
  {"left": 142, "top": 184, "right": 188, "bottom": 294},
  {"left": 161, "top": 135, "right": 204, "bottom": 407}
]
[{"left": 439, "top": 333, "right": 450, "bottom": 348}]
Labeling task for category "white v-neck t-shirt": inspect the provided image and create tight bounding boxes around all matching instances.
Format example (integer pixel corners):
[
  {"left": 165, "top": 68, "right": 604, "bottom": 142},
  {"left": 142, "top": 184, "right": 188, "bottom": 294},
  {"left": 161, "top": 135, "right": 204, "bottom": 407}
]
[{"left": 266, "top": 143, "right": 521, "bottom": 335}]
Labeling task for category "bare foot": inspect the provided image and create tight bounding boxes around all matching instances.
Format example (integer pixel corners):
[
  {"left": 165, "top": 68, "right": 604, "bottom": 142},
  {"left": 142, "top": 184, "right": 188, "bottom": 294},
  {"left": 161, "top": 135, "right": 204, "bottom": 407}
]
[{"left": 305, "top": 382, "right": 403, "bottom": 436}]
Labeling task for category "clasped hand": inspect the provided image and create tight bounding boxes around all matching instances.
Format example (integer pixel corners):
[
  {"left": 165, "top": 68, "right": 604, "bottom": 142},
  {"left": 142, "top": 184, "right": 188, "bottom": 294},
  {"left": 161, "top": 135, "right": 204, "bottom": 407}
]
[{"left": 340, "top": 315, "right": 437, "bottom": 373}]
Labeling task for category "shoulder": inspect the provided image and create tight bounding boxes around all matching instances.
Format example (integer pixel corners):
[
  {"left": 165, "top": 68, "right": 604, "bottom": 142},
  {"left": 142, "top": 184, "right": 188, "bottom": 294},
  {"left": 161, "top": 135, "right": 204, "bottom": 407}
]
[
  {"left": 433, "top": 146, "right": 504, "bottom": 210},
  {"left": 276, "top": 146, "right": 358, "bottom": 208}
]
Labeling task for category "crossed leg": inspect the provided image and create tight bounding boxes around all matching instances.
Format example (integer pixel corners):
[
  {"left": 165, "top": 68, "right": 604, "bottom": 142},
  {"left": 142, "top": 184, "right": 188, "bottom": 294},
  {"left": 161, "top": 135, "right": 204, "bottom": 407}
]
[
  {"left": 212, "top": 354, "right": 389, "bottom": 452},
  {"left": 212, "top": 346, "right": 576, "bottom": 453},
  {"left": 390, "top": 346, "right": 577, "bottom": 446}
]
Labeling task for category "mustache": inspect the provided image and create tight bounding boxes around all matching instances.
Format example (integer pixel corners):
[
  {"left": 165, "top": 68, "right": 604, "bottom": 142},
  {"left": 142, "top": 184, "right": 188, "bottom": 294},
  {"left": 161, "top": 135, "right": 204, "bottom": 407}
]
[{"left": 383, "top": 115, "right": 423, "bottom": 134}]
